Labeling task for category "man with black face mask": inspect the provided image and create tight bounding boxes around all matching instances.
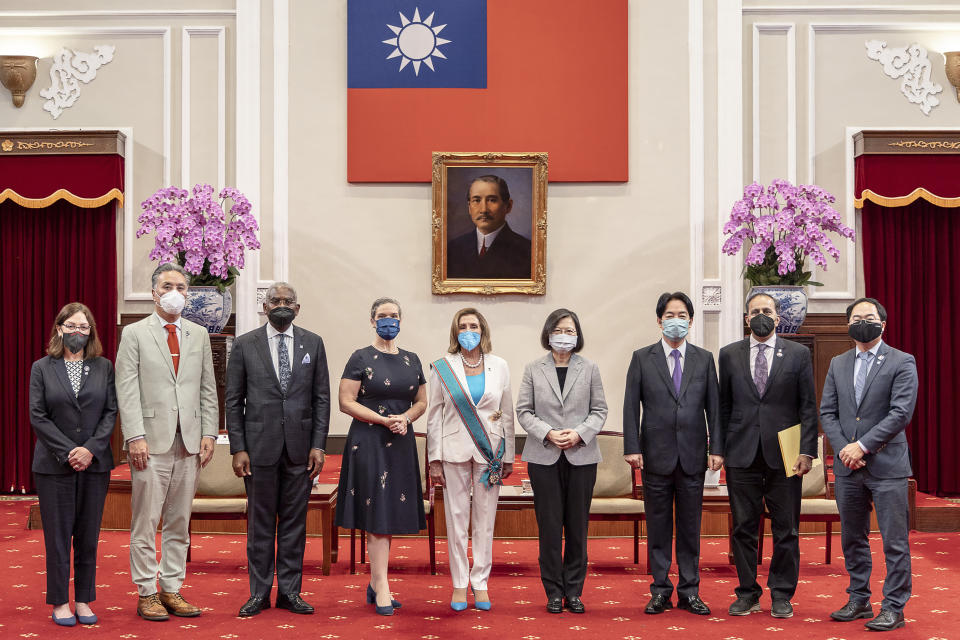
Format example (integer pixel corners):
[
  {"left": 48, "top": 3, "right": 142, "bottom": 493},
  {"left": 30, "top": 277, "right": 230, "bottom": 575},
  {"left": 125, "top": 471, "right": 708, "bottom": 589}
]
[
  {"left": 820, "top": 297, "right": 918, "bottom": 632},
  {"left": 225, "top": 282, "right": 330, "bottom": 617},
  {"left": 715, "top": 291, "right": 817, "bottom": 620}
]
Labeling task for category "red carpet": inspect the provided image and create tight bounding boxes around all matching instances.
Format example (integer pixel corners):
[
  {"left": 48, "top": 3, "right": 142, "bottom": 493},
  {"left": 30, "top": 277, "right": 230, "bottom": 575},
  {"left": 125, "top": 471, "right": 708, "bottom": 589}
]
[{"left": 1, "top": 499, "right": 957, "bottom": 639}]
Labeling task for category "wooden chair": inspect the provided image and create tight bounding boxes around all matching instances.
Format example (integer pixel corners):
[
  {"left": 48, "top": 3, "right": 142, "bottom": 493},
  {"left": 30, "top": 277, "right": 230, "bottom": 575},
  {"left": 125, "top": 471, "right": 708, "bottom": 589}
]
[
  {"left": 186, "top": 441, "right": 247, "bottom": 561},
  {"left": 587, "top": 430, "right": 646, "bottom": 567},
  {"left": 349, "top": 431, "right": 437, "bottom": 574}
]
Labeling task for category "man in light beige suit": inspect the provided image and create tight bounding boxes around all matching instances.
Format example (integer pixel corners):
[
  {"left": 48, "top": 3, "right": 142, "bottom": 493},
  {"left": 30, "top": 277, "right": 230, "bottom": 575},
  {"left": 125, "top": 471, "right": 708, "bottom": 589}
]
[{"left": 116, "top": 263, "right": 217, "bottom": 622}]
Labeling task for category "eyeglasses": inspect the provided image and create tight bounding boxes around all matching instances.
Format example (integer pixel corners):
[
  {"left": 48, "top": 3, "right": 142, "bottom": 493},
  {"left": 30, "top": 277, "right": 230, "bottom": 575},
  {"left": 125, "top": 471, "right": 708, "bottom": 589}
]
[
  {"left": 551, "top": 328, "right": 578, "bottom": 336},
  {"left": 61, "top": 323, "right": 91, "bottom": 333}
]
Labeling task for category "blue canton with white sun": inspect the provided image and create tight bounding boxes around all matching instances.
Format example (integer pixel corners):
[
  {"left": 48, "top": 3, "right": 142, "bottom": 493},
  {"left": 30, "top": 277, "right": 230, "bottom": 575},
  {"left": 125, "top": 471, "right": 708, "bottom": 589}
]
[{"left": 382, "top": 8, "right": 451, "bottom": 75}]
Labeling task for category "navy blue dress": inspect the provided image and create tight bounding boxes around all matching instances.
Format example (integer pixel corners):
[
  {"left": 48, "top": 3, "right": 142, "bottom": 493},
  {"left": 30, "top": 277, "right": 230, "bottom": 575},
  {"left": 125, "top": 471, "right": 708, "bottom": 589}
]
[{"left": 335, "top": 346, "right": 427, "bottom": 535}]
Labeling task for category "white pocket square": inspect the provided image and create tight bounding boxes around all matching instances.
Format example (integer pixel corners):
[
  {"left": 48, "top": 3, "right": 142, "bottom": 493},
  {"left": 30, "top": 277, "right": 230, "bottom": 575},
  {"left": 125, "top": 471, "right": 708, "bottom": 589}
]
[{"left": 302, "top": 353, "right": 311, "bottom": 365}]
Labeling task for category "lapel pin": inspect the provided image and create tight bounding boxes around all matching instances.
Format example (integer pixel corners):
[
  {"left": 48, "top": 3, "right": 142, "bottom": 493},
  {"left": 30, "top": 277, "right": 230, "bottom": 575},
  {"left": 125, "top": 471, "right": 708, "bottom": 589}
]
[
  {"left": 776, "top": 349, "right": 783, "bottom": 358},
  {"left": 84, "top": 366, "right": 90, "bottom": 374},
  {"left": 877, "top": 355, "right": 885, "bottom": 361}
]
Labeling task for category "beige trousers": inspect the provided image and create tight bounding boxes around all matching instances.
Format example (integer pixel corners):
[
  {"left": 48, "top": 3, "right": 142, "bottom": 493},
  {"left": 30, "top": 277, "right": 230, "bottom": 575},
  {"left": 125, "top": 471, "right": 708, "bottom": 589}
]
[
  {"left": 129, "top": 433, "right": 200, "bottom": 596},
  {"left": 442, "top": 460, "right": 501, "bottom": 590}
]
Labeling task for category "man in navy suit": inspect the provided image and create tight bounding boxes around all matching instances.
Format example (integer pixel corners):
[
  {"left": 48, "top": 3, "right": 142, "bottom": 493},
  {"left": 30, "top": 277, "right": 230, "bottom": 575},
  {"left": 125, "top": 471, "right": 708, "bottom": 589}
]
[
  {"left": 226, "top": 282, "right": 330, "bottom": 617},
  {"left": 446, "top": 175, "right": 532, "bottom": 279},
  {"left": 716, "top": 291, "right": 818, "bottom": 619},
  {"left": 623, "top": 292, "right": 720, "bottom": 616},
  {"left": 820, "top": 297, "right": 918, "bottom": 632}
]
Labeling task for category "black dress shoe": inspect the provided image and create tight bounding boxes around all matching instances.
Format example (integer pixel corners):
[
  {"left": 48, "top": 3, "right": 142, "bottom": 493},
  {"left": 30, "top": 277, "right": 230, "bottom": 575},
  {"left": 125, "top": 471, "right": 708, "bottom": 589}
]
[
  {"left": 546, "top": 597, "right": 563, "bottom": 614},
  {"left": 644, "top": 594, "right": 673, "bottom": 614},
  {"left": 771, "top": 599, "right": 794, "bottom": 618},
  {"left": 728, "top": 596, "right": 761, "bottom": 616},
  {"left": 864, "top": 609, "right": 905, "bottom": 631},
  {"left": 831, "top": 600, "right": 873, "bottom": 622},
  {"left": 564, "top": 597, "right": 585, "bottom": 614},
  {"left": 677, "top": 595, "right": 710, "bottom": 616},
  {"left": 276, "top": 593, "right": 314, "bottom": 615},
  {"left": 238, "top": 595, "right": 270, "bottom": 617}
]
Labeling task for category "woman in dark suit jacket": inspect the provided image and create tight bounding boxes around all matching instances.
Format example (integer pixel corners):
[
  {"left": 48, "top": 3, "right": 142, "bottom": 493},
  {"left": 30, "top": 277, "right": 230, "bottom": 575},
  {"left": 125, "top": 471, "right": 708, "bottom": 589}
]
[
  {"left": 516, "top": 309, "right": 608, "bottom": 615},
  {"left": 30, "top": 302, "right": 117, "bottom": 626}
]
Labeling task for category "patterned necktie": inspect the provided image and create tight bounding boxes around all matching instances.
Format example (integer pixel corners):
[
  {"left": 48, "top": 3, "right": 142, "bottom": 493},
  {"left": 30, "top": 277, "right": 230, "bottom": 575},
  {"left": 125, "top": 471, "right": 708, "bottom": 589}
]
[
  {"left": 165, "top": 324, "right": 179, "bottom": 375},
  {"left": 670, "top": 349, "right": 682, "bottom": 395},
  {"left": 754, "top": 343, "right": 768, "bottom": 395},
  {"left": 277, "top": 333, "right": 291, "bottom": 393},
  {"left": 479, "top": 239, "right": 487, "bottom": 257},
  {"left": 855, "top": 350, "right": 874, "bottom": 405}
]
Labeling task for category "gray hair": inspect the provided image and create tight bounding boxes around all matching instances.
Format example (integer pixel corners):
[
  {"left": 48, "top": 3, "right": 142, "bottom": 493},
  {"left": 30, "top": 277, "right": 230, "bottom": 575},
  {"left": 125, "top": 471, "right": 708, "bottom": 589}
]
[
  {"left": 151, "top": 262, "right": 188, "bottom": 289},
  {"left": 370, "top": 297, "right": 402, "bottom": 320},
  {"left": 744, "top": 290, "right": 781, "bottom": 314},
  {"left": 266, "top": 281, "right": 298, "bottom": 303}
]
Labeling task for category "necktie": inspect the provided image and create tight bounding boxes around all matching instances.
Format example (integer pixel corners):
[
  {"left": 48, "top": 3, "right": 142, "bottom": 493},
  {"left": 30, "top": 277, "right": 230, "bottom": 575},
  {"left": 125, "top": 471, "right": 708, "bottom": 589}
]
[
  {"left": 754, "top": 343, "right": 768, "bottom": 395},
  {"left": 855, "top": 351, "right": 874, "bottom": 405},
  {"left": 670, "top": 349, "right": 682, "bottom": 395},
  {"left": 479, "top": 239, "right": 487, "bottom": 257},
  {"left": 165, "top": 324, "right": 179, "bottom": 375},
  {"left": 277, "top": 333, "right": 291, "bottom": 393}
]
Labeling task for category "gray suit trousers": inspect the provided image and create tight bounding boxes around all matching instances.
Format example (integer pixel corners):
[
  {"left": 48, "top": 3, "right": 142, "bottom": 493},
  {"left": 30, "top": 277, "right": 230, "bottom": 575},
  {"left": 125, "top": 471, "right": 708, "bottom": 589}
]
[{"left": 835, "top": 469, "right": 911, "bottom": 612}]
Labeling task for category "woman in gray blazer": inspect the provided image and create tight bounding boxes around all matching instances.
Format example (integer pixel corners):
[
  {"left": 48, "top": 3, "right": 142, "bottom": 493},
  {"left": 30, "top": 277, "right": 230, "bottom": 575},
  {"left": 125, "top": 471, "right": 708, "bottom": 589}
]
[
  {"left": 29, "top": 303, "right": 117, "bottom": 627},
  {"left": 516, "top": 309, "right": 607, "bottom": 615}
]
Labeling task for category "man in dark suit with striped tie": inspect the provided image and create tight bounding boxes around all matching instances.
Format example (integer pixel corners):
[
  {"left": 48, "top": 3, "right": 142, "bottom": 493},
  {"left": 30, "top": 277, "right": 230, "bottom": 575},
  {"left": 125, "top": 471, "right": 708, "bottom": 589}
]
[
  {"left": 716, "top": 291, "right": 818, "bottom": 619},
  {"left": 820, "top": 297, "right": 918, "bottom": 632},
  {"left": 226, "top": 282, "right": 330, "bottom": 617}
]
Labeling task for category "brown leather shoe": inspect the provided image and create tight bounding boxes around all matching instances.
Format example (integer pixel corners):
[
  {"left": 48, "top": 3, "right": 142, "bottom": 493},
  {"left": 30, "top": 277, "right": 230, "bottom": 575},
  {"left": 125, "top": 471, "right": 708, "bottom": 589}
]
[
  {"left": 137, "top": 594, "right": 170, "bottom": 621},
  {"left": 158, "top": 591, "right": 202, "bottom": 617}
]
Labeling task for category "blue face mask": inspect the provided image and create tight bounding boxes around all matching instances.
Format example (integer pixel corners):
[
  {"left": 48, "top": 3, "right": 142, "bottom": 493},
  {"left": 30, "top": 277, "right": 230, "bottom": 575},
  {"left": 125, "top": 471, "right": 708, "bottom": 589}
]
[
  {"left": 457, "top": 330, "right": 482, "bottom": 351},
  {"left": 375, "top": 317, "right": 400, "bottom": 340},
  {"left": 662, "top": 317, "right": 689, "bottom": 340}
]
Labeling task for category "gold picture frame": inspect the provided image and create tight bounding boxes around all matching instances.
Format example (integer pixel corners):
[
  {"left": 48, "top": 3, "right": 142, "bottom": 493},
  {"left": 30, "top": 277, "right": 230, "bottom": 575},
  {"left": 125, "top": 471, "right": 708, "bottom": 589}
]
[{"left": 432, "top": 152, "right": 547, "bottom": 295}]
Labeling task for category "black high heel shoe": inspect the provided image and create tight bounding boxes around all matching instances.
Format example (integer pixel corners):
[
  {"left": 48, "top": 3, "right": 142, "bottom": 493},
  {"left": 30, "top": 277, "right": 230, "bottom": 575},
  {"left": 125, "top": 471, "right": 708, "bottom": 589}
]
[{"left": 367, "top": 584, "right": 399, "bottom": 615}]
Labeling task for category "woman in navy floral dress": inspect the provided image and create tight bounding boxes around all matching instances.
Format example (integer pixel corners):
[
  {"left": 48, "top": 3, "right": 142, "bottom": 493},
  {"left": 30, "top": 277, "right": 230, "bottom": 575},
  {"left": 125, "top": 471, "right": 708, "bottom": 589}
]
[{"left": 335, "top": 297, "right": 427, "bottom": 615}]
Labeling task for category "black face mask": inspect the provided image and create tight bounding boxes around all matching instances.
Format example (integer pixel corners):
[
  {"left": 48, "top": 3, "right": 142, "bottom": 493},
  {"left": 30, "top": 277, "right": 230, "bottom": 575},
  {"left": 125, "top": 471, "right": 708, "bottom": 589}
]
[
  {"left": 268, "top": 306, "right": 296, "bottom": 331},
  {"left": 749, "top": 314, "right": 776, "bottom": 338},
  {"left": 848, "top": 320, "right": 883, "bottom": 344},
  {"left": 62, "top": 332, "right": 89, "bottom": 354}
]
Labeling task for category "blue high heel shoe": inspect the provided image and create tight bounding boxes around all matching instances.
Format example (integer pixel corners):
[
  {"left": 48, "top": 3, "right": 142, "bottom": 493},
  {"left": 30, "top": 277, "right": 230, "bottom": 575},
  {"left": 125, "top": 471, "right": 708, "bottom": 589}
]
[
  {"left": 471, "top": 586, "right": 492, "bottom": 611},
  {"left": 366, "top": 584, "right": 395, "bottom": 616},
  {"left": 77, "top": 612, "right": 98, "bottom": 625},
  {"left": 367, "top": 584, "right": 401, "bottom": 608},
  {"left": 51, "top": 612, "right": 77, "bottom": 627}
]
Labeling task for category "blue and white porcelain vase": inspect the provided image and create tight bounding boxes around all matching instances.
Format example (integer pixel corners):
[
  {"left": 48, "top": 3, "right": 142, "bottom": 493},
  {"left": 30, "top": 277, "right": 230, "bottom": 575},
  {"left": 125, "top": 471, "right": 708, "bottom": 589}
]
[
  {"left": 748, "top": 285, "right": 807, "bottom": 334},
  {"left": 182, "top": 286, "right": 233, "bottom": 334}
]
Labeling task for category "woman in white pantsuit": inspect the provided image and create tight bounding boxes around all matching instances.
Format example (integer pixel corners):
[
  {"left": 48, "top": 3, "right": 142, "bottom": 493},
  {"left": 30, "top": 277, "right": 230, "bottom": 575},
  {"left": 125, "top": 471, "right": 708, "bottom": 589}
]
[{"left": 426, "top": 308, "right": 515, "bottom": 612}]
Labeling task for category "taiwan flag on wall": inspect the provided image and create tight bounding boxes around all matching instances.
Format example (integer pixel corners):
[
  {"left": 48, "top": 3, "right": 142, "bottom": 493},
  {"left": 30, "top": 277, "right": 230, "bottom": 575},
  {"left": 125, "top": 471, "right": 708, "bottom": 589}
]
[{"left": 347, "top": 0, "right": 628, "bottom": 183}]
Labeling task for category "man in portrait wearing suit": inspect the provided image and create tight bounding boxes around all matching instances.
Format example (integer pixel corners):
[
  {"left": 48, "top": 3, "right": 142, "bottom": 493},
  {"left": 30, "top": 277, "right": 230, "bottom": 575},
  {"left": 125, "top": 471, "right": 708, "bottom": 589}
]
[
  {"left": 446, "top": 174, "right": 532, "bottom": 279},
  {"left": 716, "top": 290, "right": 817, "bottom": 619},
  {"left": 820, "top": 297, "right": 918, "bottom": 632},
  {"left": 226, "top": 282, "right": 330, "bottom": 617},
  {"left": 116, "top": 262, "right": 218, "bottom": 621},
  {"left": 623, "top": 292, "right": 720, "bottom": 616}
]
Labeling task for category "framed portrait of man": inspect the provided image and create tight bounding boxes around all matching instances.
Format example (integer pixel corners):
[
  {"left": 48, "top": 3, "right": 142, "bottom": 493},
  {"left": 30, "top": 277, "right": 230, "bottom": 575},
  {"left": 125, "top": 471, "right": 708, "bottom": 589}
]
[{"left": 431, "top": 152, "right": 547, "bottom": 295}]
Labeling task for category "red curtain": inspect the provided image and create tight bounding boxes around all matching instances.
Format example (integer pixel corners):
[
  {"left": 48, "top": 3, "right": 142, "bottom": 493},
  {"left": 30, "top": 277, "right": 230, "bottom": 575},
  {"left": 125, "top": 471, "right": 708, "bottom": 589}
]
[{"left": 861, "top": 199, "right": 960, "bottom": 496}]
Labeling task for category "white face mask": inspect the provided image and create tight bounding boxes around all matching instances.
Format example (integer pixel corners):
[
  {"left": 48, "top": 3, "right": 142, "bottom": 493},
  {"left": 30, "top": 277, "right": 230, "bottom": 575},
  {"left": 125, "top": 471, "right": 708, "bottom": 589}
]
[
  {"left": 157, "top": 290, "right": 186, "bottom": 315},
  {"left": 548, "top": 334, "right": 577, "bottom": 352}
]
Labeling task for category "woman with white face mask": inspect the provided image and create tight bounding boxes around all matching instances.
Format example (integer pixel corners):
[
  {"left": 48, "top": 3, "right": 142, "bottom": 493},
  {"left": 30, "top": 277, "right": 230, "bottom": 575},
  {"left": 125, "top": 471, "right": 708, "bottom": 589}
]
[
  {"left": 516, "top": 308, "right": 608, "bottom": 615},
  {"left": 425, "top": 307, "right": 515, "bottom": 612}
]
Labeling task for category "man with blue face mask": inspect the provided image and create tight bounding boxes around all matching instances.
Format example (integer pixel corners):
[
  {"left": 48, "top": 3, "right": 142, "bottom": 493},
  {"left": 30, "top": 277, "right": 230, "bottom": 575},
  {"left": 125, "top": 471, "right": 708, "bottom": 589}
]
[{"left": 622, "top": 292, "right": 720, "bottom": 616}]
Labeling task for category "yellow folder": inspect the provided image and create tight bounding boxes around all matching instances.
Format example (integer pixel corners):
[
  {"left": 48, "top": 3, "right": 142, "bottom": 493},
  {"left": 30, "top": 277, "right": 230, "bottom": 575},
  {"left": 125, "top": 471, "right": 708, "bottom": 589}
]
[{"left": 778, "top": 424, "right": 803, "bottom": 477}]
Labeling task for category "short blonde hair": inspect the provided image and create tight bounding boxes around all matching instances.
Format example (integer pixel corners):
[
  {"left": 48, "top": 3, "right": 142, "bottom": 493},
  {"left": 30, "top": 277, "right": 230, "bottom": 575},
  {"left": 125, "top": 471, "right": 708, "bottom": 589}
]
[{"left": 447, "top": 307, "right": 493, "bottom": 354}]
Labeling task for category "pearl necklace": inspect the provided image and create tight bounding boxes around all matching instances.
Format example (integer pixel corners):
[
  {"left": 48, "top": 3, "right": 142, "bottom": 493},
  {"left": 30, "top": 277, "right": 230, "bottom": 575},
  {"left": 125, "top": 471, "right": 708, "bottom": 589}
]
[{"left": 460, "top": 352, "right": 483, "bottom": 369}]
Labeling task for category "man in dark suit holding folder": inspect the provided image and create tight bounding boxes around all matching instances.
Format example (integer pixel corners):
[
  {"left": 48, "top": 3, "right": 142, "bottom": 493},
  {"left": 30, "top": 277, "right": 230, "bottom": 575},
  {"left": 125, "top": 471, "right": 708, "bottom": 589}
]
[
  {"left": 623, "top": 292, "right": 721, "bottom": 616},
  {"left": 716, "top": 291, "right": 817, "bottom": 619},
  {"left": 820, "top": 297, "right": 918, "bottom": 632},
  {"left": 226, "top": 282, "right": 330, "bottom": 617}
]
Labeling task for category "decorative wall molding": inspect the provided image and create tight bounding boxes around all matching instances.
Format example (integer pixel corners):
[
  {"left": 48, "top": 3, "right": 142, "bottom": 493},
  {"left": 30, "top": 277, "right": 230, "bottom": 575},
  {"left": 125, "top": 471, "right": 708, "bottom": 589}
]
[
  {"left": 744, "top": 5, "right": 960, "bottom": 15},
  {"left": 702, "top": 280, "right": 722, "bottom": 311},
  {"left": 689, "top": 0, "right": 706, "bottom": 330},
  {"left": 0, "top": 10, "right": 236, "bottom": 18},
  {"left": 805, "top": 24, "right": 960, "bottom": 301},
  {"left": 273, "top": 0, "right": 290, "bottom": 285},
  {"left": 235, "top": 0, "right": 261, "bottom": 334},
  {"left": 718, "top": 0, "right": 745, "bottom": 345},
  {"left": 40, "top": 45, "right": 115, "bottom": 119},
  {"left": 865, "top": 40, "right": 943, "bottom": 115},
  {"left": 752, "top": 23, "right": 796, "bottom": 184},
  {"left": 181, "top": 26, "right": 226, "bottom": 189}
]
